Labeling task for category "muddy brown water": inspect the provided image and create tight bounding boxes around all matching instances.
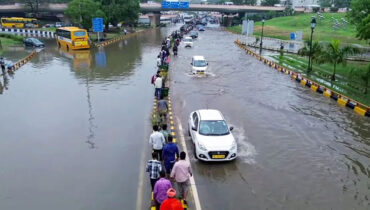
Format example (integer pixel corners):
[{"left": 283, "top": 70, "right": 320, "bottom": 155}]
[
  {"left": 0, "top": 25, "right": 369, "bottom": 210},
  {"left": 0, "top": 26, "right": 178, "bottom": 210},
  {"left": 170, "top": 27, "right": 370, "bottom": 210}
]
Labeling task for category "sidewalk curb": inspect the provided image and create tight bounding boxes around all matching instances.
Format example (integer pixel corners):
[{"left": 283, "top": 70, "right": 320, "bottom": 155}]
[{"left": 234, "top": 40, "right": 370, "bottom": 117}]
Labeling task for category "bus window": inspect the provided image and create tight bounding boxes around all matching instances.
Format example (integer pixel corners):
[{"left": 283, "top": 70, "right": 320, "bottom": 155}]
[{"left": 74, "top": 31, "right": 86, "bottom": 37}]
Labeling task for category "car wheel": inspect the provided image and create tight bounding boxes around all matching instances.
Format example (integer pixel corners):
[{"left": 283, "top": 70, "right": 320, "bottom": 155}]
[
  {"left": 188, "top": 126, "right": 191, "bottom": 136},
  {"left": 66, "top": 45, "right": 69, "bottom": 51}
]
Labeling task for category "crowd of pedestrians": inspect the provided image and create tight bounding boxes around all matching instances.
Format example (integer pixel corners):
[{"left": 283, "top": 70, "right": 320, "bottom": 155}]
[{"left": 146, "top": 29, "right": 193, "bottom": 210}]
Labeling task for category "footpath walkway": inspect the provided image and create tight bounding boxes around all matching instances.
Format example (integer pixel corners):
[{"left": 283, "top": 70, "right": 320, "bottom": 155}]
[{"left": 146, "top": 28, "right": 201, "bottom": 210}]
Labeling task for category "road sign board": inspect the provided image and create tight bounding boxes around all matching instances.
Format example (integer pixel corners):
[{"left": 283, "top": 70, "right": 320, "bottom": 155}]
[
  {"left": 290, "top": 32, "right": 295, "bottom": 40},
  {"left": 162, "top": 1, "right": 189, "bottom": 9},
  {"left": 162, "top": 1, "right": 171, "bottom": 8},
  {"left": 92, "top": 18, "right": 104, "bottom": 32},
  {"left": 179, "top": 1, "right": 189, "bottom": 9}
]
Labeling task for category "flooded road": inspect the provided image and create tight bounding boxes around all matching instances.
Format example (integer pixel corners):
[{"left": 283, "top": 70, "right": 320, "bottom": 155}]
[
  {"left": 0, "top": 27, "right": 176, "bottom": 210},
  {"left": 170, "top": 28, "right": 370, "bottom": 209}
]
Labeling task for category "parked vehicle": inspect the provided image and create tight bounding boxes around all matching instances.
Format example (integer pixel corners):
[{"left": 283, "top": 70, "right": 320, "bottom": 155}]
[
  {"left": 183, "top": 36, "right": 193, "bottom": 48},
  {"left": 191, "top": 55, "right": 208, "bottom": 74},
  {"left": 188, "top": 109, "right": 237, "bottom": 161},
  {"left": 55, "top": 22, "right": 63, "bottom": 28},
  {"left": 23, "top": 38, "right": 45, "bottom": 47},
  {"left": 1, "top": 17, "right": 38, "bottom": 28}
]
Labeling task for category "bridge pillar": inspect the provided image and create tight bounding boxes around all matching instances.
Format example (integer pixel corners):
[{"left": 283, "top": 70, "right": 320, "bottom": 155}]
[
  {"left": 148, "top": 13, "right": 161, "bottom": 28},
  {"left": 222, "top": 16, "right": 233, "bottom": 27}
]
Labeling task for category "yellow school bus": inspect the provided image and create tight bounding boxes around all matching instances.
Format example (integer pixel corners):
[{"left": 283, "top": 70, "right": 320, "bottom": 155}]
[
  {"left": 0, "top": 17, "right": 39, "bottom": 28},
  {"left": 56, "top": 27, "right": 90, "bottom": 50}
]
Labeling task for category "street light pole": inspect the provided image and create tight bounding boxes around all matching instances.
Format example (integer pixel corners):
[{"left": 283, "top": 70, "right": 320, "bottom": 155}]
[
  {"left": 259, "top": 17, "right": 265, "bottom": 55},
  {"left": 307, "top": 17, "right": 316, "bottom": 73}
]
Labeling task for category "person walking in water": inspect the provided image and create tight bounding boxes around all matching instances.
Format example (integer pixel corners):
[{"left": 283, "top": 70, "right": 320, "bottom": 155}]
[
  {"left": 153, "top": 170, "right": 172, "bottom": 208},
  {"left": 160, "top": 188, "right": 183, "bottom": 210},
  {"left": 149, "top": 125, "right": 165, "bottom": 161},
  {"left": 162, "top": 135, "right": 179, "bottom": 177},
  {"left": 146, "top": 151, "right": 162, "bottom": 190},
  {"left": 170, "top": 151, "right": 192, "bottom": 204},
  {"left": 154, "top": 74, "right": 163, "bottom": 100}
]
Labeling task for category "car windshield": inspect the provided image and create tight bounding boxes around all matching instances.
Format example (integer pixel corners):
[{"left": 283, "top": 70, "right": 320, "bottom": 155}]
[
  {"left": 74, "top": 31, "right": 86, "bottom": 37},
  {"left": 199, "top": 120, "right": 229, "bottom": 136},
  {"left": 194, "top": 59, "right": 207, "bottom": 67},
  {"left": 31, "top": 38, "right": 42, "bottom": 44},
  {"left": 191, "top": 31, "right": 197, "bottom": 35},
  {"left": 184, "top": 38, "right": 192, "bottom": 42}
]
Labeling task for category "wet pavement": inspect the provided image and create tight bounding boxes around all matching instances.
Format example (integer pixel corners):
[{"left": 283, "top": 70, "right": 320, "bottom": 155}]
[
  {"left": 0, "top": 26, "right": 177, "bottom": 210},
  {"left": 170, "top": 27, "right": 370, "bottom": 209}
]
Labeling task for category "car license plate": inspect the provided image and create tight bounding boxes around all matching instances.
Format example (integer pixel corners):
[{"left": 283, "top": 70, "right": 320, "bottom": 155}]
[
  {"left": 212, "top": 155, "right": 225, "bottom": 159},
  {"left": 75, "top": 41, "right": 87, "bottom": 46},
  {"left": 197, "top": 71, "right": 204, "bottom": 75}
]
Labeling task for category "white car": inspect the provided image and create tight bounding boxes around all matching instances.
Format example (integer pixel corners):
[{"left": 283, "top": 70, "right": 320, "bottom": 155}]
[
  {"left": 188, "top": 109, "right": 237, "bottom": 161},
  {"left": 191, "top": 55, "right": 208, "bottom": 74},
  {"left": 183, "top": 36, "right": 193, "bottom": 48}
]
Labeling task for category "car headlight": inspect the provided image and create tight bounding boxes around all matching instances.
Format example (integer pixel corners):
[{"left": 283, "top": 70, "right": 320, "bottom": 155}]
[
  {"left": 198, "top": 142, "right": 207, "bottom": 151},
  {"left": 230, "top": 142, "right": 237, "bottom": 151}
]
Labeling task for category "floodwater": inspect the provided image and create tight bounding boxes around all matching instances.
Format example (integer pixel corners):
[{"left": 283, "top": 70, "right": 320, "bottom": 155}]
[
  {"left": 0, "top": 27, "right": 177, "bottom": 210},
  {"left": 1, "top": 24, "right": 369, "bottom": 210},
  {"left": 170, "top": 27, "right": 370, "bottom": 209}
]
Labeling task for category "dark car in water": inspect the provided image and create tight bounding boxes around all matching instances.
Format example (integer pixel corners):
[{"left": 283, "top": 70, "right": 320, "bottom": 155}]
[
  {"left": 24, "top": 38, "right": 45, "bottom": 47},
  {"left": 190, "top": 31, "right": 198, "bottom": 39}
]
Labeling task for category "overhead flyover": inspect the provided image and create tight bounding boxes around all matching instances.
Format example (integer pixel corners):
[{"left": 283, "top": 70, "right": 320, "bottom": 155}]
[
  {"left": 0, "top": 3, "right": 285, "bottom": 14},
  {"left": 140, "top": 3, "right": 285, "bottom": 13}
]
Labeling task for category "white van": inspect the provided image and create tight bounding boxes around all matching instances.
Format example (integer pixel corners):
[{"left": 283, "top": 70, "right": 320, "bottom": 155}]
[{"left": 191, "top": 56, "right": 208, "bottom": 74}]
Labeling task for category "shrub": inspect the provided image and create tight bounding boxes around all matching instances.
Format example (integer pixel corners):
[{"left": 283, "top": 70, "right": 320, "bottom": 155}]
[{"left": 0, "top": 33, "right": 24, "bottom": 42}]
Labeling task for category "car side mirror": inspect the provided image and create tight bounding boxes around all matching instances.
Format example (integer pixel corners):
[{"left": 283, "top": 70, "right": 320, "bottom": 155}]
[
  {"left": 190, "top": 63, "right": 193, "bottom": 65},
  {"left": 206, "top": 62, "right": 208, "bottom": 65},
  {"left": 229, "top": 126, "right": 234, "bottom": 131},
  {"left": 192, "top": 126, "right": 197, "bottom": 131}
]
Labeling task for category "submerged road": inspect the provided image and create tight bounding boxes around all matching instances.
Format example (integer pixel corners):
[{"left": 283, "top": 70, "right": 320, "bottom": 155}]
[
  {"left": 170, "top": 27, "right": 370, "bottom": 209},
  {"left": 0, "top": 24, "right": 369, "bottom": 210},
  {"left": 0, "top": 26, "right": 178, "bottom": 210}
]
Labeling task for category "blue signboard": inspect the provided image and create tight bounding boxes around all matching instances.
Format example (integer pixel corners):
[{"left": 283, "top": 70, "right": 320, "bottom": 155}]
[
  {"left": 162, "top": 1, "right": 171, "bottom": 8},
  {"left": 162, "top": 1, "right": 189, "bottom": 9},
  {"left": 179, "top": 1, "right": 189, "bottom": 8},
  {"left": 290, "top": 32, "right": 296, "bottom": 40},
  {"left": 92, "top": 18, "right": 104, "bottom": 32}
]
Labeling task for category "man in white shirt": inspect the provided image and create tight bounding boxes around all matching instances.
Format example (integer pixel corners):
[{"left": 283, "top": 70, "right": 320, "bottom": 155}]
[
  {"left": 149, "top": 125, "right": 165, "bottom": 161},
  {"left": 154, "top": 75, "right": 163, "bottom": 100}
]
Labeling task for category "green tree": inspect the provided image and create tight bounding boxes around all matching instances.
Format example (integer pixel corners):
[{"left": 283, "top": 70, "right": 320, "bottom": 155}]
[
  {"left": 319, "top": 0, "right": 331, "bottom": 7},
  {"left": 66, "top": 0, "right": 105, "bottom": 29},
  {"left": 318, "top": 39, "right": 358, "bottom": 81},
  {"left": 298, "top": 41, "right": 323, "bottom": 72},
  {"left": 261, "top": 0, "right": 279, "bottom": 6},
  {"left": 347, "top": 0, "right": 370, "bottom": 42},
  {"left": 101, "top": 0, "right": 140, "bottom": 28}
]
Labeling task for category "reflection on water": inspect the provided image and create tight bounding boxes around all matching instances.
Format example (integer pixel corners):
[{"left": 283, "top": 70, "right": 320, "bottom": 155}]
[{"left": 58, "top": 47, "right": 92, "bottom": 69}]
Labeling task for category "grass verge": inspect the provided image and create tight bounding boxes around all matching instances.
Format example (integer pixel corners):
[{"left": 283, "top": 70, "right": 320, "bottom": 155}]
[
  {"left": 0, "top": 34, "right": 24, "bottom": 52},
  {"left": 229, "top": 13, "right": 367, "bottom": 46},
  {"left": 270, "top": 54, "right": 370, "bottom": 106}
]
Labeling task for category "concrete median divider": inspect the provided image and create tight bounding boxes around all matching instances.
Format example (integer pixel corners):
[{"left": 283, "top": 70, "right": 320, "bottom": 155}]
[
  {"left": 8, "top": 50, "right": 38, "bottom": 73},
  {"left": 234, "top": 39, "right": 370, "bottom": 117}
]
